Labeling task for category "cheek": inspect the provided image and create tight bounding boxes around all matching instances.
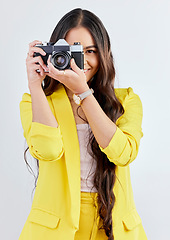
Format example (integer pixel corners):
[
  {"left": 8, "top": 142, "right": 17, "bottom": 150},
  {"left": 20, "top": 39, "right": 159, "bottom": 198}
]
[{"left": 91, "top": 57, "right": 99, "bottom": 70}]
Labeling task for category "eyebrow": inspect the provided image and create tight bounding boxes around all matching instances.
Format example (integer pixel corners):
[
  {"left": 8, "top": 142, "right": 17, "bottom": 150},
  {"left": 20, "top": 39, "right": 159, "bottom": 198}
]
[{"left": 84, "top": 45, "right": 97, "bottom": 50}]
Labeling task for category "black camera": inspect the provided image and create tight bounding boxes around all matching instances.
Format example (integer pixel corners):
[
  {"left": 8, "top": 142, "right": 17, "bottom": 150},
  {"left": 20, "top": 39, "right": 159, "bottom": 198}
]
[{"left": 34, "top": 39, "right": 84, "bottom": 70}]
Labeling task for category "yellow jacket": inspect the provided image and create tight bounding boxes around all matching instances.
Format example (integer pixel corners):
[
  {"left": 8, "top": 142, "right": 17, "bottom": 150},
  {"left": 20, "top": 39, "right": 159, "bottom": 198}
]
[{"left": 19, "top": 84, "right": 147, "bottom": 240}]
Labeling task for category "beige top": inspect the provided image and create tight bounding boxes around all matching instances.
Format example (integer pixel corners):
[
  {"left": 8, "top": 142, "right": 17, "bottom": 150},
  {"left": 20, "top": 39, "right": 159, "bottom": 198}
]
[{"left": 76, "top": 124, "right": 97, "bottom": 193}]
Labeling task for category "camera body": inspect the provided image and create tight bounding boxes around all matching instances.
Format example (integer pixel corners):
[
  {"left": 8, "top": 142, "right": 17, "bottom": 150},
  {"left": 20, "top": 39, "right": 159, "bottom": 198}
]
[{"left": 34, "top": 39, "right": 84, "bottom": 70}]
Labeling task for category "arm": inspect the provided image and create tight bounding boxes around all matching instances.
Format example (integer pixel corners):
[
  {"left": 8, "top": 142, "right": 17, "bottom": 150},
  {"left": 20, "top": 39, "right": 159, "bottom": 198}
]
[
  {"left": 20, "top": 93, "right": 64, "bottom": 162},
  {"left": 20, "top": 41, "right": 64, "bottom": 161},
  {"left": 80, "top": 94, "right": 117, "bottom": 149},
  {"left": 93, "top": 88, "right": 143, "bottom": 166},
  {"left": 47, "top": 59, "right": 143, "bottom": 166},
  {"left": 26, "top": 40, "right": 58, "bottom": 128},
  {"left": 81, "top": 88, "right": 143, "bottom": 166}
]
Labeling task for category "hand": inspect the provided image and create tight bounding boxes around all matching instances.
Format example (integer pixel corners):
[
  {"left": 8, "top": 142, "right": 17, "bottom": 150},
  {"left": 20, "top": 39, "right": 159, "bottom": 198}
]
[
  {"left": 26, "top": 40, "right": 49, "bottom": 90},
  {"left": 47, "top": 57, "right": 89, "bottom": 94}
]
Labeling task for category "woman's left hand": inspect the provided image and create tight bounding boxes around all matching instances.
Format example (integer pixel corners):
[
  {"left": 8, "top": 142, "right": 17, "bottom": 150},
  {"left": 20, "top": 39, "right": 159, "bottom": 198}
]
[{"left": 47, "top": 57, "right": 89, "bottom": 94}]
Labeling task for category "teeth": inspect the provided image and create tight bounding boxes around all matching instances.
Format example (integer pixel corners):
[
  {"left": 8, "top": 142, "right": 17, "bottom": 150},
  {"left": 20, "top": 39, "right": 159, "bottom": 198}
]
[{"left": 84, "top": 69, "right": 89, "bottom": 73}]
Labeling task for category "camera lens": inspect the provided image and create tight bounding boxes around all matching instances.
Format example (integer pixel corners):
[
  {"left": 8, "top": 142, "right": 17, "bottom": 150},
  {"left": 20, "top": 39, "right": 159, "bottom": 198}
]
[
  {"left": 51, "top": 51, "right": 71, "bottom": 70},
  {"left": 56, "top": 56, "right": 66, "bottom": 66}
]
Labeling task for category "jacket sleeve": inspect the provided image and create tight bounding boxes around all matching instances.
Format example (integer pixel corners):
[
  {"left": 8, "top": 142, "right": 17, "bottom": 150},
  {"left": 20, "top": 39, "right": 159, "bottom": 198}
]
[
  {"left": 99, "top": 88, "right": 143, "bottom": 166},
  {"left": 20, "top": 93, "right": 64, "bottom": 162}
]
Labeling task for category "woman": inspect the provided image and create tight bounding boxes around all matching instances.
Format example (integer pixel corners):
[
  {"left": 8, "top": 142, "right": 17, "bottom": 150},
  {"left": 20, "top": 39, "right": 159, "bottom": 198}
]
[{"left": 19, "top": 8, "right": 147, "bottom": 240}]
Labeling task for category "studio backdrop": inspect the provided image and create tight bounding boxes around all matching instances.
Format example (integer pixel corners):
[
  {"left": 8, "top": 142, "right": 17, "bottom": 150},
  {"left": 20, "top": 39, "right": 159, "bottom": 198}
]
[{"left": 0, "top": 0, "right": 169, "bottom": 239}]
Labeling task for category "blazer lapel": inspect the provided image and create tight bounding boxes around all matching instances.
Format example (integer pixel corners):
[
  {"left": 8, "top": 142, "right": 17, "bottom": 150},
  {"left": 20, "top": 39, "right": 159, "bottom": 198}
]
[{"left": 50, "top": 84, "right": 80, "bottom": 229}]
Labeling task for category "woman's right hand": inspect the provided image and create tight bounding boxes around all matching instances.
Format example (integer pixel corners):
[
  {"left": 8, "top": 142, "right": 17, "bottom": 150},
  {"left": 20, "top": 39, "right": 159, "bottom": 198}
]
[{"left": 26, "top": 40, "right": 49, "bottom": 90}]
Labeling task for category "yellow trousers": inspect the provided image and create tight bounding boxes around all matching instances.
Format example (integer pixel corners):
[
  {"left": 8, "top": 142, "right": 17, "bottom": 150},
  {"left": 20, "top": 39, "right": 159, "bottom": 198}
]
[{"left": 74, "top": 192, "right": 107, "bottom": 240}]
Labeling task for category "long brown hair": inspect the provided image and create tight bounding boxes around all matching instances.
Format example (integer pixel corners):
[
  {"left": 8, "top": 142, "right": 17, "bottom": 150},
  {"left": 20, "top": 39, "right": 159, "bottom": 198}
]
[{"left": 25, "top": 8, "right": 124, "bottom": 240}]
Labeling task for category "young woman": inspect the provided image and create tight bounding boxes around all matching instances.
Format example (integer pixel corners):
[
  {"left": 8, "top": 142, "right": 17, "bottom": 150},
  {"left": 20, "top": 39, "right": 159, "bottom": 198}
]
[{"left": 19, "top": 8, "right": 147, "bottom": 240}]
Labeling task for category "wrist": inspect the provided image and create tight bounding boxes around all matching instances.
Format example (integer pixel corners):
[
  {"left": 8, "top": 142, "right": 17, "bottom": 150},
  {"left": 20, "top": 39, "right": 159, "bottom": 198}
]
[
  {"left": 28, "top": 81, "right": 43, "bottom": 92},
  {"left": 73, "top": 88, "right": 94, "bottom": 105},
  {"left": 74, "top": 83, "right": 89, "bottom": 95},
  {"left": 80, "top": 93, "right": 94, "bottom": 106}
]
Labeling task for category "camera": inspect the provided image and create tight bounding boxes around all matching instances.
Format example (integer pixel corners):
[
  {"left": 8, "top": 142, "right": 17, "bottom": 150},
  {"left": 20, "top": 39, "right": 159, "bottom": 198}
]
[{"left": 34, "top": 39, "right": 84, "bottom": 70}]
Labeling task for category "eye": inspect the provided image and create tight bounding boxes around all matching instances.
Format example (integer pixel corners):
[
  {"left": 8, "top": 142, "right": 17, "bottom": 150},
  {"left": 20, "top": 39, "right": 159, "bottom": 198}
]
[{"left": 86, "top": 49, "right": 97, "bottom": 54}]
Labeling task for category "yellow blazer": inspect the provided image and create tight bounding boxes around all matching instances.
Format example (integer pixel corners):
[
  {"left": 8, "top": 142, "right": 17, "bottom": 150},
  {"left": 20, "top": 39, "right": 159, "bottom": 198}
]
[{"left": 19, "top": 84, "right": 147, "bottom": 240}]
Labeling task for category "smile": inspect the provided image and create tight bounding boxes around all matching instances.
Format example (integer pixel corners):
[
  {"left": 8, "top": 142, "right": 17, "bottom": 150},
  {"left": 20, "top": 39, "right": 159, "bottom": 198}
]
[{"left": 83, "top": 69, "right": 90, "bottom": 73}]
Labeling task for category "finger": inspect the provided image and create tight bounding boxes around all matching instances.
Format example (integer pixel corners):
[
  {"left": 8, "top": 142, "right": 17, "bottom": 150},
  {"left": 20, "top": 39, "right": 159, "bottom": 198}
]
[
  {"left": 39, "top": 66, "right": 46, "bottom": 77},
  {"left": 29, "top": 56, "right": 48, "bottom": 71},
  {"left": 30, "top": 63, "right": 44, "bottom": 72},
  {"left": 47, "top": 55, "right": 56, "bottom": 72},
  {"left": 37, "top": 65, "right": 44, "bottom": 76},
  {"left": 29, "top": 40, "right": 42, "bottom": 48},
  {"left": 48, "top": 60, "right": 64, "bottom": 76},
  {"left": 70, "top": 58, "right": 83, "bottom": 75},
  {"left": 32, "top": 65, "right": 46, "bottom": 78},
  {"left": 28, "top": 47, "right": 46, "bottom": 58},
  {"left": 47, "top": 65, "right": 66, "bottom": 83},
  {"left": 47, "top": 55, "right": 51, "bottom": 66},
  {"left": 46, "top": 70, "right": 63, "bottom": 82}
]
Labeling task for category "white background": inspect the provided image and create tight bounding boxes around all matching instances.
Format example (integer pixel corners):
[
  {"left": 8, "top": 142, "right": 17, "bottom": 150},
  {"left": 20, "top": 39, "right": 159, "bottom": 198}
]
[{"left": 0, "top": 0, "right": 169, "bottom": 239}]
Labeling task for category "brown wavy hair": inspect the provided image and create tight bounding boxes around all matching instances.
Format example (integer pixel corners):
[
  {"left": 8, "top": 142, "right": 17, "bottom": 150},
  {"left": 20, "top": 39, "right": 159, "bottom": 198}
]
[{"left": 25, "top": 8, "right": 124, "bottom": 240}]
